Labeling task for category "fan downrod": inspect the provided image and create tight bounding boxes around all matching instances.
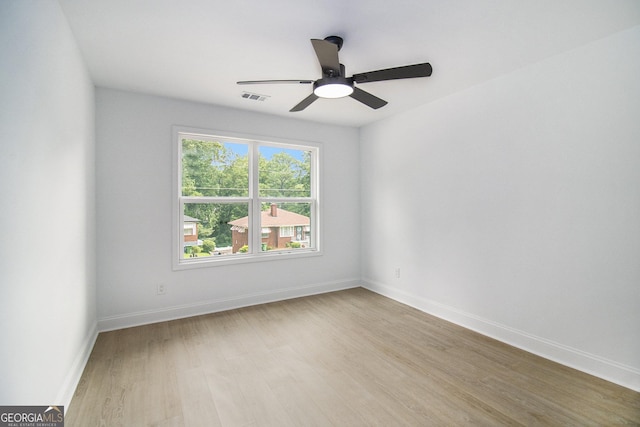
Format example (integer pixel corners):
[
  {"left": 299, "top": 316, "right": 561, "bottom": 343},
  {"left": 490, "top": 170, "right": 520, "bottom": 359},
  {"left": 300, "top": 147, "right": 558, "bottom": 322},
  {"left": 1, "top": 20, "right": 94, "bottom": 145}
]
[{"left": 324, "top": 35, "right": 344, "bottom": 51}]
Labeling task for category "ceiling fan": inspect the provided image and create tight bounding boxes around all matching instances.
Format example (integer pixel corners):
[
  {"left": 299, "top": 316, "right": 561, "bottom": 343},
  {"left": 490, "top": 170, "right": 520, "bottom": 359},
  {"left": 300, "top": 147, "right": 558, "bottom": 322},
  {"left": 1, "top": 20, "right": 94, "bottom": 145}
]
[{"left": 237, "top": 36, "right": 432, "bottom": 112}]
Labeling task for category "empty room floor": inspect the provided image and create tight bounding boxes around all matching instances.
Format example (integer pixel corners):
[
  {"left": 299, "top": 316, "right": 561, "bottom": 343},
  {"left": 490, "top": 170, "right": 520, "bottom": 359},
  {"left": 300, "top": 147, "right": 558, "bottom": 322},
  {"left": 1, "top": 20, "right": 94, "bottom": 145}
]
[{"left": 66, "top": 288, "right": 640, "bottom": 425}]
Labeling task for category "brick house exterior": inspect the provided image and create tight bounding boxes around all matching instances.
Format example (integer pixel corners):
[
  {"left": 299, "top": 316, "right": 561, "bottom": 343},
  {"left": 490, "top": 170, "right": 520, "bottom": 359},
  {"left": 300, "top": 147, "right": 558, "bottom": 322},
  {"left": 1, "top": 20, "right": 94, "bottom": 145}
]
[
  {"left": 183, "top": 215, "right": 201, "bottom": 246},
  {"left": 228, "top": 204, "right": 310, "bottom": 253}
]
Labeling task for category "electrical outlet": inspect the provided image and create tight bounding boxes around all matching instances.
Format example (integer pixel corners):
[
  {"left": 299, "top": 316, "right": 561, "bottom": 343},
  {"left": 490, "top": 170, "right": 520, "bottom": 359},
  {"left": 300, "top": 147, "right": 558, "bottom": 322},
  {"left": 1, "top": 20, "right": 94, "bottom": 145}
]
[
  {"left": 395, "top": 268, "right": 401, "bottom": 279},
  {"left": 157, "top": 284, "right": 167, "bottom": 295}
]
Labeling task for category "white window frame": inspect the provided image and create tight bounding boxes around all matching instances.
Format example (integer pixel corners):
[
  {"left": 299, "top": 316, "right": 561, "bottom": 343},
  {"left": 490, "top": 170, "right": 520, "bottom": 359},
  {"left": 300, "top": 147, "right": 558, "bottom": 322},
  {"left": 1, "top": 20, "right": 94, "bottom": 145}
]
[
  {"left": 183, "top": 224, "right": 196, "bottom": 236},
  {"left": 279, "top": 226, "right": 294, "bottom": 238},
  {"left": 172, "top": 126, "right": 322, "bottom": 270}
]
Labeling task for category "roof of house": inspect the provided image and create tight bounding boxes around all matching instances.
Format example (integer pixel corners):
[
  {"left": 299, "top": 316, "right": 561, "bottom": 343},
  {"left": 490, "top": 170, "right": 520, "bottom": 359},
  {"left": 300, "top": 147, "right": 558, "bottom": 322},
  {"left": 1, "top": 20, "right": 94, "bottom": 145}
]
[
  {"left": 228, "top": 206, "right": 309, "bottom": 229},
  {"left": 183, "top": 215, "right": 200, "bottom": 223}
]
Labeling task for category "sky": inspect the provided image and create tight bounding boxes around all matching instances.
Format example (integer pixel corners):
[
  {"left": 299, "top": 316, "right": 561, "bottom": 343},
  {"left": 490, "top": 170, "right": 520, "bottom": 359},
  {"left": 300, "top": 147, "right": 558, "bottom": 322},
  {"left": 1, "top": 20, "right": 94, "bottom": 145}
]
[{"left": 222, "top": 140, "right": 305, "bottom": 161}]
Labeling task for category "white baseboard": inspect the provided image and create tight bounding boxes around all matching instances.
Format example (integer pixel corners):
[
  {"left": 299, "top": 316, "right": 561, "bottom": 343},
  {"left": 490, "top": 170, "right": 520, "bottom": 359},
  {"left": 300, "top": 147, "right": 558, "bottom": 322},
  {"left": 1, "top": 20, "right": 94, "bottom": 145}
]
[
  {"left": 56, "top": 322, "right": 99, "bottom": 409},
  {"left": 362, "top": 278, "right": 640, "bottom": 393},
  {"left": 98, "top": 279, "right": 361, "bottom": 332}
]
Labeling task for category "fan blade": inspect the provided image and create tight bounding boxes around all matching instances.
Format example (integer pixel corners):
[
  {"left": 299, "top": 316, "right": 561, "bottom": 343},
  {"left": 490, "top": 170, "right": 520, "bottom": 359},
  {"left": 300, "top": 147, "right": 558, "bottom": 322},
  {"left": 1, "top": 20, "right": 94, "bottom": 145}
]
[
  {"left": 237, "top": 79, "right": 314, "bottom": 85},
  {"left": 311, "top": 39, "right": 341, "bottom": 76},
  {"left": 290, "top": 93, "right": 319, "bottom": 112},
  {"left": 349, "top": 87, "right": 387, "bottom": 109},
  {"left": 352, "top": 63, "right": 432, "bottom": 83}
]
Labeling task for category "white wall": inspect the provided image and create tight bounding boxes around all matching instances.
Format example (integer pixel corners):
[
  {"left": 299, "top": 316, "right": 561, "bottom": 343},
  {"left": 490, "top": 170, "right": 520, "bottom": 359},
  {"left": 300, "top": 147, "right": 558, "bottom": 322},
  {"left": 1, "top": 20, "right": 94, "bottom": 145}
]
[
  {"left": 96, "top": 89, "right": 360, "bottom": 329},
  {"left": 360, "top": 27, "right": 640, "bottom": 391},
  {"left": 0, "top": 1, "right": 97, "bottom": 406}
]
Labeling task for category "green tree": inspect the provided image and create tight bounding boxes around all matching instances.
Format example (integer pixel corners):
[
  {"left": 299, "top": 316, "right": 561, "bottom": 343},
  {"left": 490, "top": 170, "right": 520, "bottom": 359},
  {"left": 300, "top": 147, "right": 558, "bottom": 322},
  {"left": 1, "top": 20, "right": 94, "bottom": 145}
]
[
  {"left": 260, "top": 152, "right": 308, "bottom": 198},
  {"left": 258, "top": 151, "right": 311, "bottom": 216},
  {"left": 202, "top": 239, "right": 216, "bottom": 253},
  {"left": 182, "top": 139, "right": 221, "bottom": 196}
]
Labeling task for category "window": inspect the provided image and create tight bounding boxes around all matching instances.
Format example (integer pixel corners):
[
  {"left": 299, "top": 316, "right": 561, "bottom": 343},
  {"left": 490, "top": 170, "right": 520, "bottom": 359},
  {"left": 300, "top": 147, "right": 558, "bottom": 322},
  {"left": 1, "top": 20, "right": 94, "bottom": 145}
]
[
  {"left": 279, "top": 226, "right": 294, "bottom": 238},
  {"left": 173, "top": 128, "right": 320, "bottom": 268}
]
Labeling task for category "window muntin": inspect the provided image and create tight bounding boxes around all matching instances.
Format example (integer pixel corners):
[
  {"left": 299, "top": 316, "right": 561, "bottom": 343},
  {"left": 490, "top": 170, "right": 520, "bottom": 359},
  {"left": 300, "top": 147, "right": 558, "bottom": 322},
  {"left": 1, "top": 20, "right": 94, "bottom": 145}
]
[{"left": 175, "top": 130, "right": 319, "bottom": 268}]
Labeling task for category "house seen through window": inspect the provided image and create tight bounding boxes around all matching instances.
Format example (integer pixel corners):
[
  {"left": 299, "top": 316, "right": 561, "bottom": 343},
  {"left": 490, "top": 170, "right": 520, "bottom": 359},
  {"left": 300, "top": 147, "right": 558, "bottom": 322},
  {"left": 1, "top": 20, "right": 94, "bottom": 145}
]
[{"left": 175, "top": 129, "right": 320, "bottom": 267}]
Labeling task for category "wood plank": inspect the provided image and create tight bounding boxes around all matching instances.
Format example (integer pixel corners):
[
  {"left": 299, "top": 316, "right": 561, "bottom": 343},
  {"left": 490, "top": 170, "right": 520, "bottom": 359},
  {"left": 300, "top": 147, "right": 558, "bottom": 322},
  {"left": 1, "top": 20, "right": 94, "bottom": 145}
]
[{"left": 66, "top": 288, "right": 640, "bottom": 426}]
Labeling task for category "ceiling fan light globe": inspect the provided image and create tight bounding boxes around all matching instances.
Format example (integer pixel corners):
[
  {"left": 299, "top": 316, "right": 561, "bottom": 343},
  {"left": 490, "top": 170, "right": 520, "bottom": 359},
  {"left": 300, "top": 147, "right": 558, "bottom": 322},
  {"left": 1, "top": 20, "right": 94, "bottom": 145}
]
[{"left": 313, "top": 81, "right": 354, "bottom": 98}]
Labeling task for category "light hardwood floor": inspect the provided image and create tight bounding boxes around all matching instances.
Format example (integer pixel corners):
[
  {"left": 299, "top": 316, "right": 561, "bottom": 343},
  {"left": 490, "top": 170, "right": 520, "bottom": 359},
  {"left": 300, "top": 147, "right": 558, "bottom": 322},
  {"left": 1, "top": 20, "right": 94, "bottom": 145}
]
[{"left": 67, "top": 288, "right": 640, "bottom": 426}]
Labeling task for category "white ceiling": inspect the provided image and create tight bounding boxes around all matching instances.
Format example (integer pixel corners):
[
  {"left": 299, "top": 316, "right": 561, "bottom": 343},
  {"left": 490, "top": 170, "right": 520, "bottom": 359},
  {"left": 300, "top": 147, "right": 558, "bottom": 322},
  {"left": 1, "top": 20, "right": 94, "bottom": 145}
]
[{"left": 58, "top": 0, "right": 640, "bottom": 127}]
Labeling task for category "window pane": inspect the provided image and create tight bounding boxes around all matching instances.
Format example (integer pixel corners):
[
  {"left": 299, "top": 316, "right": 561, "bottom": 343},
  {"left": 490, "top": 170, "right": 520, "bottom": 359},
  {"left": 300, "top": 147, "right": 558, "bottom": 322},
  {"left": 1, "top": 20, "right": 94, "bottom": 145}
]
[
  {"left": 259, "top": 202, "right": 311, "bottom": 252},
  {"left": 183, "top": 202, "right": 249, "bottom": 257},
  {"left": 176, "top": 130, "right": 319, "bottom": 268},
  {"left": 182, "top": 138, "right": 248, "bottom": 197},
  {"left": 259, "top": 146, "right": 311, "bottom": 198}
]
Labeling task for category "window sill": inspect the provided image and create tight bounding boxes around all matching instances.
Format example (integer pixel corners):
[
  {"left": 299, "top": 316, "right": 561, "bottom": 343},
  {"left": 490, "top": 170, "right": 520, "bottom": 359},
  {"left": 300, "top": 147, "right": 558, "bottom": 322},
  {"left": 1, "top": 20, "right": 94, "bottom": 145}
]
[{"left": 172, "top": 248, "right": 322, "bottom": 270}]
